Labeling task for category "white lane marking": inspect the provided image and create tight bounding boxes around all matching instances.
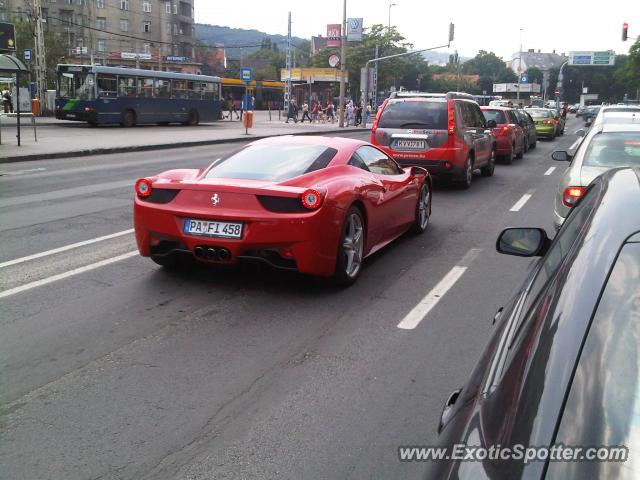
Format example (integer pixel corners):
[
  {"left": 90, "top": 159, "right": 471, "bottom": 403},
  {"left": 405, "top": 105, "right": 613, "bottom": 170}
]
[
  {"left": 0, "top": 229, "right": 135, "bottom": 269},
  {"left": 509, "top": 194, "right": 533, "bottom": 212},
  {"left": 397, "top": 248, "right": 480, "bottom": 331},
  {"left": 0, "top": 251, "right": 139, "bottom": 300},
  {"left": 0, "top": 168, "right": 47, "bottom": 176},
  {"left": 544, "top": 167, "right": 556, "bottom": 176},
  {"left": 397, "top": 267, "right": 468, "bottom": 330}
]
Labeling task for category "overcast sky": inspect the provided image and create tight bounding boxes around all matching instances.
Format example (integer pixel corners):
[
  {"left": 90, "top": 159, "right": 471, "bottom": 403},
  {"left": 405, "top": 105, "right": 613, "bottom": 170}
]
[{"left": 195, "top": 0, "right": 637, "bottom": 61}]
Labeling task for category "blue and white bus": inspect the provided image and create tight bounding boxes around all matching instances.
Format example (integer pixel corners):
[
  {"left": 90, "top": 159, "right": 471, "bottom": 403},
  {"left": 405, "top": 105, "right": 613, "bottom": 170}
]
[{"left": 55, "top": 65, "right": 222, "bottom": 127}]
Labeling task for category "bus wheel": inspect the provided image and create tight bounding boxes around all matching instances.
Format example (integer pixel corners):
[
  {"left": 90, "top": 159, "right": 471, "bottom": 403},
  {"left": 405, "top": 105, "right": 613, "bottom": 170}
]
[
  {"left": 121, "top": 110, "right": 136, "bottom": 128},
  {"left": 186, "top": 109, "right": 199, "bottom": 126}
]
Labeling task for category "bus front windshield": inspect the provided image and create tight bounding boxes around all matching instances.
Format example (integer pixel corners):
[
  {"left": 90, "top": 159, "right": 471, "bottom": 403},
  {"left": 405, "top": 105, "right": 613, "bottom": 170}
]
[{"left": 58, "top": 71, "right": 95, "bottom": 100}]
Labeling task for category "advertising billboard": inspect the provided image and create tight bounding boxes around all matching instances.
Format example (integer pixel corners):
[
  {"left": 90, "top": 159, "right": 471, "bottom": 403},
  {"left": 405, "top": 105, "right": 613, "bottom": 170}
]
[
  {"left": 327, "top": 24, "right": 341, "bottom": 48},
  {"left": 0, "top": 22, "right": 16, "bottom": 52}
]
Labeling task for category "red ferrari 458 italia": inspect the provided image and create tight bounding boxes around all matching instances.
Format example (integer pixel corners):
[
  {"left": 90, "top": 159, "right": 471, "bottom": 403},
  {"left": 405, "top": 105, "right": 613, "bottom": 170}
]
[{"left": 134, "top": 136, "right": 432, "bottom": 285}]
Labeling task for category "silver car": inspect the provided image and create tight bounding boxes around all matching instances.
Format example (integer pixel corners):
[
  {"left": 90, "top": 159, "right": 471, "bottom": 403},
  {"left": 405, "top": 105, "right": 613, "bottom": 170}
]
[{"left": 551, "top": 122, "right": 640, "bottom": 229}]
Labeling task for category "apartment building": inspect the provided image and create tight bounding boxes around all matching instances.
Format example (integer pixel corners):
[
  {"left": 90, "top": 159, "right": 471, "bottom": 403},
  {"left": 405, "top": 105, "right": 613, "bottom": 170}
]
[{"left": 0, "top": 0, "right": 198, "bottom": 72}]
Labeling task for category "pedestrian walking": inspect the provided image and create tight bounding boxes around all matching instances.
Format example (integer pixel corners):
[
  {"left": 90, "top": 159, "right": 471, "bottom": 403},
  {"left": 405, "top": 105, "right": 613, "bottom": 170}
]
[
  {"left": 354, "top": 102, "right": 363, "bottom": 126},
  {"left": 285, "top": 99, "right": 298, "bottom": 123},
  {"left": 325, "top": 101, "right": 335, "bottom": 123},
  {"left": 227, "top": 95, "right": 240, "bottom": 120},
  {"left": 365, "top": 101, "right": 372, "bottom": 125},
  {"left": 310, "top": 100, "right": 319, "bottom": 123},
  {"left": 2, "top": 89, "right": 13, "bottom": 114},
  {"left": 346, "top": 101, "right": 354, "bottom": 126},
  {"left": 301, "top": 101, "right": 312, "bottom": 123}
]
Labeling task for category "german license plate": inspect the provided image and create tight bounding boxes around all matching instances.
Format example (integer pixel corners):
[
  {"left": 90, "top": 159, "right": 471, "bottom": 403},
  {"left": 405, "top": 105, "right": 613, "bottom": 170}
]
[
  {"left": 394, "top": 139, "right": 425, "bottom": 150},
  {"left": 183, "top": 218, "right": 243, "bottom": 239}
]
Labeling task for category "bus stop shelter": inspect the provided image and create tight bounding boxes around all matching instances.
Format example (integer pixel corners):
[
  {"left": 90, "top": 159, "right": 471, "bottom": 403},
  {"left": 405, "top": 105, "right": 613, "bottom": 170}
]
[{"left": 0, "top": 54, "right": 29, "bottom": 146}]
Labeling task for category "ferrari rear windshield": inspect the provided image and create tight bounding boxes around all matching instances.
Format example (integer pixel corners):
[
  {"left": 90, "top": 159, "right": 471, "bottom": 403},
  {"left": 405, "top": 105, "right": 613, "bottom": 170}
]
[
  {"left": 378, "top": 100, "right": 447, "bottom": 129},
  {"left": 205, "top": 144, "right": 338, "bottom": 181}
]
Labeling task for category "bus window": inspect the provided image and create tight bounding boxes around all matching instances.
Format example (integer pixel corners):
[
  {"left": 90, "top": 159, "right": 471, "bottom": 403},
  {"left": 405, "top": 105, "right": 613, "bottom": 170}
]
[
  {"left": 118, "top": 76, "right": 137, "bottom": 97},
  {"left": 202, "top": 82, "right": 217, "bottom": 101},
  {"left": 155, "top": 79, "right": 171, "bottom": 98},
  {"left": 138, "top": 78, "right": 153, "bottom": 98},
  {"left": 171, "top": 79, "right": 189, "bottom": 99},
  {"left": 96, "top": 74, "right": 117, "bottom": 98},
  {"left": 59, "top": 71, "right": 95, "bottom": 100}
]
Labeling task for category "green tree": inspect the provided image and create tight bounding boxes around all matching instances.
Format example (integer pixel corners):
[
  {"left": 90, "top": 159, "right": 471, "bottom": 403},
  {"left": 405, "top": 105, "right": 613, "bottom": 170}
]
[
  {"left": 14, "top": 20, "right": 69, "bottom": 89},
  {"left": 462, "top": 50, "right": 516, "bottom": 95}
]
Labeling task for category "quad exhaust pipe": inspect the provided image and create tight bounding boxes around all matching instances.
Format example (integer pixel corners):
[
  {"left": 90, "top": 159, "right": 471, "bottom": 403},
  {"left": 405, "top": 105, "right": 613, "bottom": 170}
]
[{"left": 194, "top": 245, "right": 232, "bottom": 262}]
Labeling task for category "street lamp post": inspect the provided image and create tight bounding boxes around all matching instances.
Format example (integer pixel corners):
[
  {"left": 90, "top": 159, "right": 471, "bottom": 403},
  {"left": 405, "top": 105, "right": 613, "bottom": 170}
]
[
  {"left": 388, "top": 2, "right": 396, "bottom": 32},
  {"left": 516, "top": 28, "right": 522, "bottom": 101},
  {"left": 338, "top": 0, "right": 347, "bottom": 128}
]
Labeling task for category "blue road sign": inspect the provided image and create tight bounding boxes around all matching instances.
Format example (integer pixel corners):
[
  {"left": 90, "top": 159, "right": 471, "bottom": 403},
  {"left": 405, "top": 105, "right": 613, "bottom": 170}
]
[
  {"left": 240, "top": 67, "right": 253, "bottom": 82},
  {"left": 23, "top": 48, "right": 32, "bottom": 63},
  {"left": 520, "top": 74, "right": 528, "bottom": 83}
]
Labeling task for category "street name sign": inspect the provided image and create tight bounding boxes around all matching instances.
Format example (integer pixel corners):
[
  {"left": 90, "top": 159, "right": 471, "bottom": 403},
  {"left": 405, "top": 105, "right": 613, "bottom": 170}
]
[{"left": 569, "top": 51, "right": 615, "bottom": 66}]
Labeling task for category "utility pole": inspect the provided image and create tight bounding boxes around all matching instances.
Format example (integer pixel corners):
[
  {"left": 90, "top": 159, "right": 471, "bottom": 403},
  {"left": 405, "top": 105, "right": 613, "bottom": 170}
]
[
  {"left": 33, "top": 0, "right": 46, "bottom": 114},
  {"left": 338, "top": 0, "right": 346, "bottom": 128},
  {"left": 372, "top": 44, "right": 379, "bottom": 109},
  {"left": 516, "top": 28, "right": 522, "bottom": 101},
  {"left": 284, "top": 11, "right": 292, "bottom": 116}
]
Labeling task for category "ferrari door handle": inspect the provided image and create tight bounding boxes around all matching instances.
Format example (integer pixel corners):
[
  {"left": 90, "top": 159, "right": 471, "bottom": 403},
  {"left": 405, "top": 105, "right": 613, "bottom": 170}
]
[{"left": 492, "top": 307, "right": 504, "bottom": 325}]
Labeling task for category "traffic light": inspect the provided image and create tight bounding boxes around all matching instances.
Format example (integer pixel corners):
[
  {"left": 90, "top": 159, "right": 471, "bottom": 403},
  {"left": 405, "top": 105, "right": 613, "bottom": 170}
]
[
  {"left": 449, "top": 23, "right": 455, "bottom": 43},
  {"left": 622, "top": 22, "right": 629, "bottom": 41}
]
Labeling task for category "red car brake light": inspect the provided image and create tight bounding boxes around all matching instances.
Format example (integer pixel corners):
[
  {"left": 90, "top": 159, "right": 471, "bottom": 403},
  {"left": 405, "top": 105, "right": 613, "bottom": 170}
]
[
  {"left": 562, "top": 186, "right": 585, "bottom": 207},
  {"left": 545, "top": 119, "right": 554, "bottom": 125},
  {"left": 135, "top": 178, "right": 153, "bottom": 198},
  {"left": 447, "top": 100, "right": 456, "bottom": 135},
  {"left": 301, "top": 189, "right": 322, "bottom": 210},
  {"left": 501, "top": 125, "right": 511, "bottom": 136}
]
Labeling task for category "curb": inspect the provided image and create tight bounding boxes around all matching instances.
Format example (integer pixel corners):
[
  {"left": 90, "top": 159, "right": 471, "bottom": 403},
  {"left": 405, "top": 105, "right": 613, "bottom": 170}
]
[{"left": 0, "top": 127, "right": 371, "bottom": 163}]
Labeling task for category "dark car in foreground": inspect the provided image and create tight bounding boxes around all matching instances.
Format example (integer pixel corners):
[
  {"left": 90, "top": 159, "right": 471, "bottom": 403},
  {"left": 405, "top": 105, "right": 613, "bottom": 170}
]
[{"left": 427, "top": 167, "right": 640, "bottom": 479}]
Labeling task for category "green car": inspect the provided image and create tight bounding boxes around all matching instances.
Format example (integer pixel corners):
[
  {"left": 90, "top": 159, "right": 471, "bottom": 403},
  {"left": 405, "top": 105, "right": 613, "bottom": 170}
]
[{"left": 525, "top": 108, "right": 557, "bottom": 139}]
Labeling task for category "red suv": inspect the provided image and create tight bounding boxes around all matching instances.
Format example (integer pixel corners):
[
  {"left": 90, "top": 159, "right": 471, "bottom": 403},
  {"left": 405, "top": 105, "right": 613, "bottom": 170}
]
[
  {"left": 370, "top": 92, "right": 496, "bottom": 189},
  {"left": 480, "top": 106, "right": 526, "bottom": 164}
]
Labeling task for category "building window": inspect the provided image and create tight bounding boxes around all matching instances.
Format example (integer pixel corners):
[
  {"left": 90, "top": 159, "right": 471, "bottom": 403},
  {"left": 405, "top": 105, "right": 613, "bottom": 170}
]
[
  {"left": 97, "top": 39, "right": 107, "bottom": 53},
  {"left": 173, "top": 3, "right": 177, "bottom": 14},
  {"left": 173, "top": 23, "right": 178, "bottom": 35},
  {"left": 166, "top": 22, "right": 171, "bottom": 33},
  {"left": 143, "top": 1, "right": 151, "bottom": 12},
  {"left": 143, "top": 43, "right": 150, "bottom": 54},
  {"left": 96, "top": 0, "right": 104, "bottom": 7},
  {"left": 165, "top": 2, "right": 171, "bottom": 13},
  {"left": 120, "top": 0, "right": 129, "bottom": 10},
  {"left": 96, "top": 17, "right": 106, "bottom": 30},
  {"left": 143, "top": 21, "right": 151, "bottom": 33},
  {"left": 120, "top": 18, "right": 128, "bottom": 31}
]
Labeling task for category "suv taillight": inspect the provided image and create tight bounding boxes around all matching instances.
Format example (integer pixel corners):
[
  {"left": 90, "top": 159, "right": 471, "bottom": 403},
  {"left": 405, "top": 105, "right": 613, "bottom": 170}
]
[
  {"left": 501, "top": 126, "right": 511, "bottom": 136},
  {"left": 447, "top": 100, "right": 456, "bottom": 135}
]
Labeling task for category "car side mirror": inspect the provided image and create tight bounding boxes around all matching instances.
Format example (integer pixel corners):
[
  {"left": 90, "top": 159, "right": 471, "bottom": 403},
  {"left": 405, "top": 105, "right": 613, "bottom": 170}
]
[
  {"left": 575, "top": 128, "right": 586, "bottom": 137},
  {"left": 438, "top": 388, "right": 462, "bottom": 434},
  {"left": 410, "top": 166, "right": 428, "bottom": 177},
  {"left": 551, "top": 150, "right": 571, "bottom": 162},
  {"left": 486, "top": 119, "right": 497, "bottom": 128},
  {"left": 496, "top": 228, "right": 550, "bottom": 257}
]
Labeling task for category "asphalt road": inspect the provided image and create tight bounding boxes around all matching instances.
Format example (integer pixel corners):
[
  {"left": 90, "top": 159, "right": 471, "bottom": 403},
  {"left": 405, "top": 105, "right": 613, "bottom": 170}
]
[{"left": 0, "top": 120, "right": 580, "bottom": 480}]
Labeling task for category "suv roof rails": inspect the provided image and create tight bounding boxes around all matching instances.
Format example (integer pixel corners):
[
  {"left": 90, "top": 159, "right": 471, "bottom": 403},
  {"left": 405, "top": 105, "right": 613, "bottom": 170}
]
[{"left": 389, "top": 91, "right": 475, "bottom": 101}]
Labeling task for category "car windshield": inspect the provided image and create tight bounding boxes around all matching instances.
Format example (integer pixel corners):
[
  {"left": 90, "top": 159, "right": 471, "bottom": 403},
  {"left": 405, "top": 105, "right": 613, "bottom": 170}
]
[
  {"left": 482, "top": 110, "right": 506, "bottom": 124},
  {"left": 204, "top": 144, "right": 337, "bottom": 181},
  {"left": 378, "top": 100, "right": 447, "bottom": 129},
  {"left": 582, "top": 132, "right": 640, "bottom": 167},
  {"left": 527, "top": 109, "right": 549, "bottom": 118}
]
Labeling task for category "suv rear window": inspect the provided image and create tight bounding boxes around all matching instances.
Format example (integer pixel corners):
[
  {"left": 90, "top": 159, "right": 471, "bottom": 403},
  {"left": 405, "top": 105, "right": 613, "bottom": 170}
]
[
  {"left": 205, "top": 144, "right": 337, "bottom": 181},
  {"left": 377, "top": 100, "right": 447, "bottom": 129},
  {"left": 483, "top": 110, "right": 506, "bottom": 124}
]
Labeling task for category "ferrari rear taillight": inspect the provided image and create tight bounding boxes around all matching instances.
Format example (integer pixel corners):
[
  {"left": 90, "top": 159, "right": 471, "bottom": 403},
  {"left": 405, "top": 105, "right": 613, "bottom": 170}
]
[
  {"left": 447, "top": 100, "right": 456, "bottom": 135},
  {"left": 562, "top": 186, "right": 585, "bottom": 207},
  {"left": 135, "top": 178, "right": 153, "bottom": 198},
  {"left": 301, "top": 189, "right": 322, "bottom": 210}
]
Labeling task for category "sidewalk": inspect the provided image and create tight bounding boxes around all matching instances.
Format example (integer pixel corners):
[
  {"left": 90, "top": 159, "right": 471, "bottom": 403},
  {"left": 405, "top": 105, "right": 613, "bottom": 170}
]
[{"left": 0, "top": 110, "right": 371, "bottom": 163}]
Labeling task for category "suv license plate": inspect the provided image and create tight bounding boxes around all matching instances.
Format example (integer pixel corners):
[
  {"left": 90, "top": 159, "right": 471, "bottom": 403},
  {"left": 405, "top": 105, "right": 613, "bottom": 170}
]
[
  {"left": 394, "top": 140, "right": 425, "bottom": 150},
  {"left": 183, "top": 218, "right": 243, "bottom": 239}
]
